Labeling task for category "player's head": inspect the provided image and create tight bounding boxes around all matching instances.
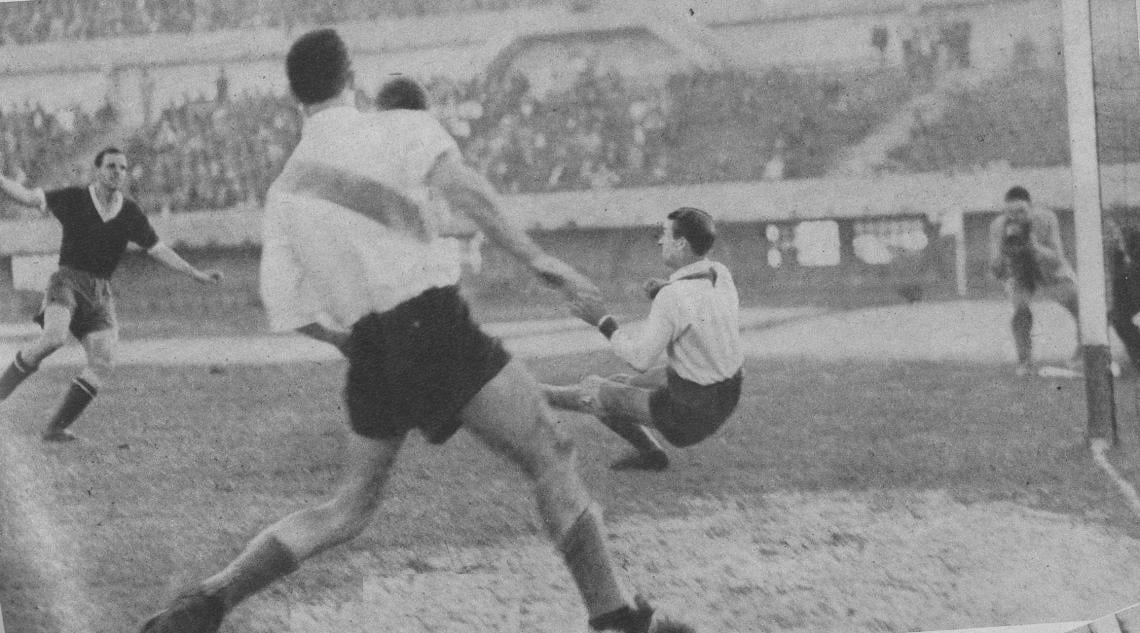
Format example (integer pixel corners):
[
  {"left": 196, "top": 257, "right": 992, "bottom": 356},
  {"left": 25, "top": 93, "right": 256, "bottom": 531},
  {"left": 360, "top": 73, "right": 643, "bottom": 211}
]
[
  {"left": 93, "top": 147, "right": 127, "bottom": 192},
  {"left": 376, "top": 76, "right": 428, "bottom": 111},
  {"left": 286, "top": 28, "right": 353, "bottom": 107},
  {"left": 660, "top": 207, "right": 716, "bottom": 268},
  {"left": 1004, "top": 185, "right": 1031, "bottom": 217}
]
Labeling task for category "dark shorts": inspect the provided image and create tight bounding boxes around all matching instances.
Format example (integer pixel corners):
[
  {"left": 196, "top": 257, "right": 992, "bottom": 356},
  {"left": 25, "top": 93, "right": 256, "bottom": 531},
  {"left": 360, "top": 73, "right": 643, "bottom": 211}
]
[
  {"left": 649, "top": 369, "right": 743, "bottom": 448},
  {"left": 33, "top": 266, "right": 116, "bottom": 339},
  {"left": 343, "top": 285, "right": 511, "bottom": 444}
]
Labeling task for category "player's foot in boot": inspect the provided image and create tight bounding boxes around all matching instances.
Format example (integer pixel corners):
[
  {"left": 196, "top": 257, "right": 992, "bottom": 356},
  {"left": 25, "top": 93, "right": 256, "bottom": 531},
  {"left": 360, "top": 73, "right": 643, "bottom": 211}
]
[
  {"left": 610, "top": 449, "right": 669, "bottom": 472},
  {"left": 138, "top": 589, "right": 225, "bottom": 633},
  {"left": 1015, "top": 362, "right": 1036, "bottom": 377},
  {"left": 543, "top": 383, "right": 588, "bottom": 411},
  {"left": 42, "top": 429, "right": 78, "bottom": 442},
  {"left": 591, "top": 595, "right": 695, "bottom": 633}
]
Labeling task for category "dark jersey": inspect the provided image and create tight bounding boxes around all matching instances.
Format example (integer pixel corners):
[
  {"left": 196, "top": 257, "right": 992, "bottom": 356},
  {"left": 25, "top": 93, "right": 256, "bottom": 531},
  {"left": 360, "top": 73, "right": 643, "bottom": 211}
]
[{"left": 44, "top": 186, "right": 159, "bottom": 279}]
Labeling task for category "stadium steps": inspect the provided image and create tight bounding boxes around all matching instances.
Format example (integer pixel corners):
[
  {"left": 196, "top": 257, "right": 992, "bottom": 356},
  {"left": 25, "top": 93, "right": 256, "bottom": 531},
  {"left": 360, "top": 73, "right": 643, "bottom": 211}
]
[{"left": 828, "top": 67, "right": 993, "bottom": 178}]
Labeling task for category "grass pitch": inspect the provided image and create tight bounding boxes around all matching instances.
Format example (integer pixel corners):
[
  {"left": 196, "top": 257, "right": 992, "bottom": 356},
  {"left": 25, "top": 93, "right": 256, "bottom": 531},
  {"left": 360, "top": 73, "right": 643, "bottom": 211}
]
[{"left": 2, "top": 351, "right": 1140, "bottom": 632}]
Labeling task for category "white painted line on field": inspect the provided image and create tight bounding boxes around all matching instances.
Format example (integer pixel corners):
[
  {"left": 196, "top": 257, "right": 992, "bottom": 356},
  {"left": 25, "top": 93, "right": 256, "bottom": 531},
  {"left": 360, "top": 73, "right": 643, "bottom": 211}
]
[
  {"left": 0, "top": 432, "right": 98, "bottom": 632},
  {"left": 1090, "top": 439, "right": 1140, "bottom": 520}
]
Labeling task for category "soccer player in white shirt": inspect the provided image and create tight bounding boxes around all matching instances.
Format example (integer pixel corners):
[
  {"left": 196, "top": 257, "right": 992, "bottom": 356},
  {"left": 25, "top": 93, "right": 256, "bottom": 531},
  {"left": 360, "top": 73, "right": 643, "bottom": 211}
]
[
  {"left": 545, "top": 208, "right": 744, "bottom": 471},
  {"left": 138, "top": 29, "right": 692, "bottom": 633}
]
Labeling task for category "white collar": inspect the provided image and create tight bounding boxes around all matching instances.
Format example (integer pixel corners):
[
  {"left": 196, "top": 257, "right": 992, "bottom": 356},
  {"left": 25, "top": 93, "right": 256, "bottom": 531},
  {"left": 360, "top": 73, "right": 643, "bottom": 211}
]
[
  {"left": 669, "top": 259, "right": 716, "bottom": 282},
  {"left": 303, "top": 105, "right": 359, "bottom": 135},
  {"left": 89, "top": 184, "right": 123, "bottom": 221}
]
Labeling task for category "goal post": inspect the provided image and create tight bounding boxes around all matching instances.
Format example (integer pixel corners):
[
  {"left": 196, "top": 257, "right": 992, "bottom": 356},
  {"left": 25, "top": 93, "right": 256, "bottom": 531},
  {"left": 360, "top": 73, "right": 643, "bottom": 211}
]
[{"left": 1061, "top": 0, "right": 1117, "bottom": 446}]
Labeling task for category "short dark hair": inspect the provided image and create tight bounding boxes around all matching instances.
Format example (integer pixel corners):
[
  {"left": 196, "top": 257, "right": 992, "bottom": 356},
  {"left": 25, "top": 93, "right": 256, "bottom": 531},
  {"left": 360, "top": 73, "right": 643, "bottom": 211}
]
[
  {"left": 94, "top": 147, "right": 124, "bottom": 167},
  {"left": 376, "top": 76, "right": 428, "bottom": 111},
  {"left": 1005, "top": 186, "right": 1031, "bottom": 203},
  {"left": 667, "top": 207, "right": 716, "bottom": 256},
  {"left": 286, "top": 28, "right": 351, "bottom": 106}
]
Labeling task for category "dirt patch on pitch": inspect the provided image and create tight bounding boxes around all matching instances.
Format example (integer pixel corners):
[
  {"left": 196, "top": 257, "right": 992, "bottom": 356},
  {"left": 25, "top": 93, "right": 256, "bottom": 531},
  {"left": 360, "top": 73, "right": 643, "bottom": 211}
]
[{"left": 230, "top": 489, "right": 1140, "bottom": 633}]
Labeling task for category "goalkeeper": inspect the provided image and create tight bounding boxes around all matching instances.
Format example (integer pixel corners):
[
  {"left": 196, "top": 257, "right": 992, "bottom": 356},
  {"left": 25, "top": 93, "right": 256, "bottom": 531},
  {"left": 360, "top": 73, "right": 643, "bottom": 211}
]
[{"left": 988, "top": 186, "right": 1080, "bottom": 376}]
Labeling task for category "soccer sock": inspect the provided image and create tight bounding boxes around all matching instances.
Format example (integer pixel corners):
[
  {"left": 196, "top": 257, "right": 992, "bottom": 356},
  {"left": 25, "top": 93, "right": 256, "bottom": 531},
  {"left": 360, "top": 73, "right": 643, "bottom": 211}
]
[
  {"left": 0, "top": 352, "right": 36, "bottom": 401},
  {"left": 558, "top": 505, "right": 631, "bottom": 624},
  {"left": 44, "top": 377, "right": 96, "bottom": 434},
  {"left": 201, "top": 534, "right": 300, "bottom": 612},
  {"left": 1012, "top": 307, "right": 1033, "bottom": 364},
  {"left": 599, "top": 415, "right": 664, "bottom": 455}
]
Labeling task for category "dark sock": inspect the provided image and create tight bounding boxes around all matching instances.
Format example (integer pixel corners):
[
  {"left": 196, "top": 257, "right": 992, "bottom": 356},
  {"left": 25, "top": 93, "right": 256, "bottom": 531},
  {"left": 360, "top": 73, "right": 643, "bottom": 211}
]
[
  {"left": 1012, "top": 307, "right": 1033, "bottom": 363},
  {"left": 0, "top": 352, "right": 36, "bottom": 401},
  {"left": 589, "top": 602, "right": 651, "bottom": 633},
  {"left": 205, "top": 535, "right": 300, "bottom": 611},
  {"left": 599, "top": 415, "right": 664, "bottom": 455},
  {"left": 44, "top": 377, "right": 96, "bottom": 434},
  {"left": 559, "top": 506, "right": 629, "bottom": 623}
]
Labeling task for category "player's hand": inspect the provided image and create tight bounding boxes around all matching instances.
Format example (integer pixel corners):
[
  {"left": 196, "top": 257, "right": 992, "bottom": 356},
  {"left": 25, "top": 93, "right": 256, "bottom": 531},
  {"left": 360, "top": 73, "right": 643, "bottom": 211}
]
[
  {"left": 194, "top": 269, "right": 224, "bottom": 284},
  {"left": 570, "top": 295, "right": 609, "bottom": 328},
  {"left": 530, "top": 255, "right": 601, "bottom": 303}
]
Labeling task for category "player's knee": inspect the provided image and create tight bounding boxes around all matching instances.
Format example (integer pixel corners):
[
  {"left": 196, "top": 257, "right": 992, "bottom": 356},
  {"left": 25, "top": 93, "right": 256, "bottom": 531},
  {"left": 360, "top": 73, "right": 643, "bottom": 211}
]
[
  {"left": 325, "top": 494, "right": 376, "bottom": 543},
  {"left": 527, "top": 409, "right": 577, "bottom": 478}
]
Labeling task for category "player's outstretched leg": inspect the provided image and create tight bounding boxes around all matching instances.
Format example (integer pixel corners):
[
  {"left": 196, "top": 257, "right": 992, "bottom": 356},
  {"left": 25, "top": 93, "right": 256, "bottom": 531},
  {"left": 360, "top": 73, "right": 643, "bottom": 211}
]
[
  {"left": 138, "top": 434, "right": 402, "bottom": 633},
  {"left": 0, "top": 305, "right": 71, "bottom": 404},
  {"left": 461, "top": 361, "right": 692, "bottom": 632},
  {"left": 579, "top": 375, "right": 669, "bottom": 471},
  {"left": 0, "top": 351, "right": 37, "bottom": 402}
]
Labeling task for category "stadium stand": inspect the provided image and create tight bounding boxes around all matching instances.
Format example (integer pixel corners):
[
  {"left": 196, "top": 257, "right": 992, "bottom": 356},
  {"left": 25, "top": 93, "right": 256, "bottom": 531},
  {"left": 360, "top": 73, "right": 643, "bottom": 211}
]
[
  {"left": 0, "top": 100, "right": 120, "bottom": 217},
  {"left": 113, "top": 64, "right": 913, "bottom": 213},
  {"left": 887, "top": 53, "right": 1140, "bottom": 172},
  {"left": 0, "top": 0, "right": 558, "bottom": 46}
]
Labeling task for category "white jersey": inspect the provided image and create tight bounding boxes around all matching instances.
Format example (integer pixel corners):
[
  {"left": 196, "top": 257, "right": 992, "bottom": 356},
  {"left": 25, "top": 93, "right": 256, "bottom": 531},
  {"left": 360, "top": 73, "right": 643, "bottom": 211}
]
[
  {"left": 610, "top": 260, "right": 743, "bottom": 385},
  {"left": 260, "top": 106, "right": 463, "bottom": 332}
]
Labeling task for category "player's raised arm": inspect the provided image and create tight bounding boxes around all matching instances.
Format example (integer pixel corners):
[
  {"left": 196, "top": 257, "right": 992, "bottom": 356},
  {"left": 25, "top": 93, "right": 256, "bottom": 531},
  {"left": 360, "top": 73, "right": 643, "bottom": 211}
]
[
  {"left": 0, "top": 170, "right": 47, "bottom": 210},
  {"left": 426, "top": 149, "right": 600, "bottom": 303}
]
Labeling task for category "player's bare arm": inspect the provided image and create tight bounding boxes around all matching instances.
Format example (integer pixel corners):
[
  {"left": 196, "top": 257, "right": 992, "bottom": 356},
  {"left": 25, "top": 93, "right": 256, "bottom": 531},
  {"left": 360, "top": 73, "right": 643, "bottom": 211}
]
[
  {"left": 146, "top": 243, "right": 224, "bottom": 284},
  {"left": 427, "top": 150, "right": 600, "bottom": 303},
  {"left": 0, "top": 171, "right": 46, "bottom": 209}
]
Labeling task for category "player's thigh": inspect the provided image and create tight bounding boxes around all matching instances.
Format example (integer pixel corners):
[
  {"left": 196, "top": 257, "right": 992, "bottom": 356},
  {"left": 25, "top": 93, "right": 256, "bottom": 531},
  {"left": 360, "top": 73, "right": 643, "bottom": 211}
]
[
  {"left": 40, "top": 303, "right": 73, "bottom": 342},
  {"left": 1005, "top": 280, "right": 1033, "bottom": 310},
  {"left": 332, "top": 433, "right": 404, "bottom": 516},
  {"left": 597, "top": 380, "right": 655, "bottom": 424},
  {"left": 80, "top": 327, "right": 118, "bottom": 369},
  {"left": 459, "top": 360, "right": 568, "bottom": 477}
]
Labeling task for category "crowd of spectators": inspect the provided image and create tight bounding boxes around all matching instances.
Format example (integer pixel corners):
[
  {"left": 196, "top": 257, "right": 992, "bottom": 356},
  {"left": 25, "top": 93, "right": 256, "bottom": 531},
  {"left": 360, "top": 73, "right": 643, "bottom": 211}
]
[
  {"left": 0, "top": 99, "right": 116, "bottom": 187},
  {"left": 0, "top": 62, "right": 914, "bottom": 215},
  {"left": 126, "top": 89, "right": 301, "bottom": 214},
  {"left": 430, "top": 64, "right": 914, "bottom": 195},
  {"left": 0, "top": 0, "right": 557, "bottom": 46}
]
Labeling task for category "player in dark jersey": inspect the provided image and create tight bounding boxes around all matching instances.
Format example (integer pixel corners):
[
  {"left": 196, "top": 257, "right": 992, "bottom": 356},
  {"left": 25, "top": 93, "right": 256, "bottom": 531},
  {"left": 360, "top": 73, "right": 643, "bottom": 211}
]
[{"left": 0, "top": 147, "right": 222, "bottom": 441}]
